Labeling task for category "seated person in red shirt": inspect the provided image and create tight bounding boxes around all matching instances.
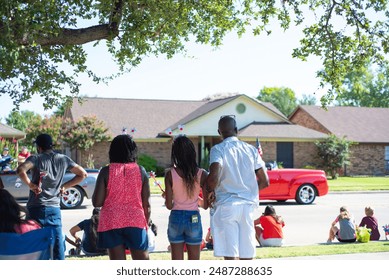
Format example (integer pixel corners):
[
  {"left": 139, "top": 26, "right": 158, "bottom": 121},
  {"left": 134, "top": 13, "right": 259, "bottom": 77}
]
[
  {"left": 17, "top": 146, "right": 31, "bottom": 165},
  {"left": 254, "top": 205, "right": 285, "bottom": 247}
]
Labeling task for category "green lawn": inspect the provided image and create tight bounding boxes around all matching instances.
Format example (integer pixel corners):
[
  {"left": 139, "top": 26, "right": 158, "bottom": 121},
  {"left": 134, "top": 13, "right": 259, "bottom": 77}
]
[
  {"left": 328, "top": 176, "right": 389, "bottom": 191},
  {"left": 149, "top": 176, "right": 389, "bottom": 194},
  {"left": 67, "top": 241, "right": 389, "bottom": 260}
]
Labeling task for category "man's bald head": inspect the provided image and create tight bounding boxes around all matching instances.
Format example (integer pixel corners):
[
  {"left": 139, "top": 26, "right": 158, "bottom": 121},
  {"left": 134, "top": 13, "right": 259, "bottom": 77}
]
[{"left": 218, "top": 115, "right": 237, "bottom": 139}]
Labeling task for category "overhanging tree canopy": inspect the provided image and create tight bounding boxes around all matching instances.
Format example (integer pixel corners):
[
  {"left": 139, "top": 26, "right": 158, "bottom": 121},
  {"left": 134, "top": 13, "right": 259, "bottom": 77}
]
[{"left": 1, "top": 0, "right": 388, "bottom": 109}]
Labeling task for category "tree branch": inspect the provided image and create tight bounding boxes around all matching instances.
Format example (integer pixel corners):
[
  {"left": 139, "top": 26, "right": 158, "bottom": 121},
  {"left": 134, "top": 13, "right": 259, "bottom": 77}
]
[{"left": 17, "top": 24, "right": 115, "bottom": 46}]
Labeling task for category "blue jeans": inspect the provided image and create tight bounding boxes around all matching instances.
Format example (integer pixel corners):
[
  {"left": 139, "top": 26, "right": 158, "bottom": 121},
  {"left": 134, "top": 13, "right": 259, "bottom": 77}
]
[
  {"left": 27, "top": 206, "right": 64, "bottom": 260},
  {"left": 168, "top": 210, "right": 203, "bottom": 245}
]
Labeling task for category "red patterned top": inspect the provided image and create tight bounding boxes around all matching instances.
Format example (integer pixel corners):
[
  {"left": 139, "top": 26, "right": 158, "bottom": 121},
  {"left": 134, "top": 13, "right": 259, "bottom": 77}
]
[{"left": 98, "top": 163, "right": 147, "bottom": 232}]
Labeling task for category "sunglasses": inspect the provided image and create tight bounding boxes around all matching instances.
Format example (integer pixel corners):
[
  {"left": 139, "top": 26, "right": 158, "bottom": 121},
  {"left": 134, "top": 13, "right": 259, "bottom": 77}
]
[{"left": 220, "top": 114, "right": 236, "bottom": 119}]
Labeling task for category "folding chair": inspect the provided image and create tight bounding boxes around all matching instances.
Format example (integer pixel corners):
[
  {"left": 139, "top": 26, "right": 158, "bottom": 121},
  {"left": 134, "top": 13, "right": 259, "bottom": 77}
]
[{"left": 0, "top": 227, "right": 55, "bottom": 260}]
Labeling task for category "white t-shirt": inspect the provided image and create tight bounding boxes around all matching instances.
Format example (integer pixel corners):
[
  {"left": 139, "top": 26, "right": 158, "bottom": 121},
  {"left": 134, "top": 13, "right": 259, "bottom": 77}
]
[{"left": 209, "top": 136, "right": 264, "bottom": 206}]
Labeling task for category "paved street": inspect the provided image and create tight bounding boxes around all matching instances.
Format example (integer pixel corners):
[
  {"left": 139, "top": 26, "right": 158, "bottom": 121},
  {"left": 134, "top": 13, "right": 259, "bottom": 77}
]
[{"left": 61, "top": 191, "right": 389, "bottom": 254}]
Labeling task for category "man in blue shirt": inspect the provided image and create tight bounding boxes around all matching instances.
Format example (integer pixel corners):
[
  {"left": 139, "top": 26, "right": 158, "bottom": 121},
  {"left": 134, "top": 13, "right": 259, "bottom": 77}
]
[{"left": 206, "top": 115, "right": 269, "bottom": 260}]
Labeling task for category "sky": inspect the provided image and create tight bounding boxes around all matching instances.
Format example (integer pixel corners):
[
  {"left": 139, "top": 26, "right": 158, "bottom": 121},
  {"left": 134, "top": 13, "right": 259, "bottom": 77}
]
[{"left": 0, "top": 22, "right": 327, "bottom": 123}]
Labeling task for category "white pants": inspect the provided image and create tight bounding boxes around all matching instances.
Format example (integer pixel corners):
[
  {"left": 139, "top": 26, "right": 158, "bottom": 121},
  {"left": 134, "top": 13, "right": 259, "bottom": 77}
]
[{"left": 211, "top": 203, "right": 257, "bottom": 258}]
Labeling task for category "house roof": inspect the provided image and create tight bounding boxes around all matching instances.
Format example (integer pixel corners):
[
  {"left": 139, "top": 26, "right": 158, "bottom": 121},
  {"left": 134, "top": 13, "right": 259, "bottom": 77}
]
[
  {"left": 167, "top": 94, "right": 289, "bottom": 132},
  {"left": 0, "top": 123, "right": 26, "bottom": 139},
  {"left": 66, "top": 95, "right": 321, "bottom": 141},
  {"left": 239, "top": 122, "right": 328, "bottom": 141},
  {"left": 67, "top": 97, "right": 207, "bottom": 139},
  {"left": 290, "top": 105, "right": 389, "bottom": 143}
]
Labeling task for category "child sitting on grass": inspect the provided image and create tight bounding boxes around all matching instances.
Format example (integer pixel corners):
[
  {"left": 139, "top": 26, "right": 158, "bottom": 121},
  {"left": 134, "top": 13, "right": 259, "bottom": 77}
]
[{"left": 359, "top": 206, "right": 380, "bottom": 241}]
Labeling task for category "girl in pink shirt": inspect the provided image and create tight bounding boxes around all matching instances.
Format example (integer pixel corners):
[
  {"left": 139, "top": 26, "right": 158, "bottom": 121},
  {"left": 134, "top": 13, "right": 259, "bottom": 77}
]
[{"left": 164, "top": 135, "right": 208, "bottom": 260}]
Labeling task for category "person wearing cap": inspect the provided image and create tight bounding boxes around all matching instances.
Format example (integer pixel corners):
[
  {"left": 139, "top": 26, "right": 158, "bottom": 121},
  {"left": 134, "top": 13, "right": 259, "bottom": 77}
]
[
  {"left": 16, "top": 133, "right": 88, "bottom": 260},
  {"left": 0, "top": 147, "right": 13, "bottom": 171}
]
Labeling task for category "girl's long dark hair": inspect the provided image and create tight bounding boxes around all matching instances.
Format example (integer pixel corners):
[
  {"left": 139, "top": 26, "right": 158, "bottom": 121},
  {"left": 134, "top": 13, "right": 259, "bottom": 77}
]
[
  {"left": 171, "top": 135, "right": 198, "bottom": 198},
  {"left": 88, "top": 208, "right": 101, "bottom": 251},
  {"left": 109, "top": 134, "right": 138, "bottom": 163},
  {"left": 0, "top": 189, "right": 29, "bottom": 233}
]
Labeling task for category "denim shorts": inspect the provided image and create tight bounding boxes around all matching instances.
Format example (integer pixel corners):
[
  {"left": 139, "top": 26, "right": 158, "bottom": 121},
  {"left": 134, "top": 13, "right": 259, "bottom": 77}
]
[
  {"left": 168, "top": 210, "right": 203, "bottom": 245},
  {"left": 97, "top": 227, "right": 148, "bottom": 251}
]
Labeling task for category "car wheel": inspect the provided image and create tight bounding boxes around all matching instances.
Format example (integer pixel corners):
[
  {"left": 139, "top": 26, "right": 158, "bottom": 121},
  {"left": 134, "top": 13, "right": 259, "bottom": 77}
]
[
  {"left": 60, "top": 186, "right": 84, "bottom": 209},
  {"left": 295, "top": 184, "right": 316, "bottom": 204}
]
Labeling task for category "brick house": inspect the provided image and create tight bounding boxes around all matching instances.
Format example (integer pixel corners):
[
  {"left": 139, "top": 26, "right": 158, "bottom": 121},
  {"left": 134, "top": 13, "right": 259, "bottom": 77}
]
[
  {"left": 289, "top": 105, "right": 389, "bottom": 175},
  {"left": 65, "top": 94, "right": 327, "bottom": 171}
]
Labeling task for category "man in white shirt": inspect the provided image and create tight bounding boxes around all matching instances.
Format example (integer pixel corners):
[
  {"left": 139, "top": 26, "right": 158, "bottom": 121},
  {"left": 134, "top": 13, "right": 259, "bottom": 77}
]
[{"left": 206, "top": 115, "right": 269, "bottom": 260}]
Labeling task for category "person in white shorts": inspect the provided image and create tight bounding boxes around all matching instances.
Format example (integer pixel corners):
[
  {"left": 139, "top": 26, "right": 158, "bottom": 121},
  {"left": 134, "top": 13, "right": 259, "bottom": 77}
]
[{"left": 206, "top": 115, "right": 269, "bottom": 260}]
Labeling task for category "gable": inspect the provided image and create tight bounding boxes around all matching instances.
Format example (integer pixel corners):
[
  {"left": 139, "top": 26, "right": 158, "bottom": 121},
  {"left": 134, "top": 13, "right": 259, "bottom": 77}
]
[{"left": 167, "top": 95, "right": 290, "bottom": 136}]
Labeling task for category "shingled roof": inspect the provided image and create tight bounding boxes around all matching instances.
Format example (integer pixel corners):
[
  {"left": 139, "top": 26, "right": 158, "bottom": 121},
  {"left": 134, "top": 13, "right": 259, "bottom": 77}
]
[
  {"left": 290, "top": 105, "right": 389, "bottom": 143},
  {"left": 239, "top": 122, "right": 328, "bottom": 141},
  {"left": 67, "top": 97, "right": 207, "bottom": 139},
  {"left": 0, "top": 123, "right": 26, "bottom": 139}
]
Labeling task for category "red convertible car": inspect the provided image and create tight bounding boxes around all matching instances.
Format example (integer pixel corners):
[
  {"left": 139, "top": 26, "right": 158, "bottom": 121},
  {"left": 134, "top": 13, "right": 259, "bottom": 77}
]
[{"left": 260, "top": 164, "right": 329, "bottom": 205}]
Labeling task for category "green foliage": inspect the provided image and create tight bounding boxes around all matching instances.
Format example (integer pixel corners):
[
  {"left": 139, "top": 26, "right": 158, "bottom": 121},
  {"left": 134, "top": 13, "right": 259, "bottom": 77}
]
[
  {"left": 257, "top": 87, "right": 297, "bottom": 116},
  {"left": 1, "top": 1, "right": 388, "bottom": 109},
  {"left": 25, "top": 115, "right": 64, "bottom": 150},
  {"left": 298, "top": 94, "right": 317, "bottom": 106},
  {"left": 336, "top": 61, "right": 389, "bottom": 107},
  {"left": 62, "top": 115, "right": 110, "bottom": 151},
  {"left": 315, "top": 134, "right": 354, "bottom": 179},
  {"left": 5, "top": 110, "right": 41, "bottom": 132},
  {"left": 138, "top": 154, "right": 165, "bottom": 176}
]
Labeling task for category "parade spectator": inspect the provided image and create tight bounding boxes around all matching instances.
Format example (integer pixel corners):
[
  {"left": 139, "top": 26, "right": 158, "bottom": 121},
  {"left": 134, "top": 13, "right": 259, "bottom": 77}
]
[
  {"left": 92, "top": 134, "right": 151, "bottom": 260},
  {"left": 206, "top": 115, "right": 269, "bottom": 260},
  {"left": 164, "top": 135, "right": 208, "bottom": 260},
  {"left": 17, "top": 133, "right": 87, "bottom": 260},
  {"left": 254, "top": 205, "right": 285, "bottom": 247},
  {"left": 359, "top": 206, "right": 380, "bottom": 241}
]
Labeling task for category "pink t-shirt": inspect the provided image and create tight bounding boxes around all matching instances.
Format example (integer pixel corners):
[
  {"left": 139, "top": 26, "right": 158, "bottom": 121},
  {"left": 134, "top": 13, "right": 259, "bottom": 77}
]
[
  {"left": 14, "top": 220, "right": 41, "bottom": 234},
  {"left": 171, "top": 168, "right": 203, "bottom": 211},
  {"left": 98, "top": 163, "right": 147, "bottom": 232}
]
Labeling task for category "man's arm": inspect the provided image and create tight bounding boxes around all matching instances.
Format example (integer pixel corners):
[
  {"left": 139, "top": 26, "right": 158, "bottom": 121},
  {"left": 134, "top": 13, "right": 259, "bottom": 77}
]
[
  {"left": 255, "top": 167, "right": 269, "bottom": 191},
  {"left": 206, "top": 162, "right": 222, "bottom": 206},
  {"left": 61, "top": 164, "right": 88, "bottom": 191},
  {"left": 16, "top": 160, "right": 41, "bottom": 194}
]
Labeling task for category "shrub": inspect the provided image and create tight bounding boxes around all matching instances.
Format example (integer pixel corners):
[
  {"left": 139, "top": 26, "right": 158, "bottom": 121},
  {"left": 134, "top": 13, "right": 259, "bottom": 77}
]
[{"left": 138, "top": 154, "right": 165, "bottom": 176}]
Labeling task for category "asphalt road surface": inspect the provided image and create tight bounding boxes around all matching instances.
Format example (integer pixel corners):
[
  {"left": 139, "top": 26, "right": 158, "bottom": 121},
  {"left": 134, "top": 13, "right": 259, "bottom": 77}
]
[{"left": 61, "top": 191, "right": 389, "bottom": 253}]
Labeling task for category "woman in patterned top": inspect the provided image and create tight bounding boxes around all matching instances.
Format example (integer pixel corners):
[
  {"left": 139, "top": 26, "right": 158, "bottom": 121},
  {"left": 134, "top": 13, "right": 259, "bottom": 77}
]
[{"left": 92, "top": 134, "right": 151, "bottom": 260}]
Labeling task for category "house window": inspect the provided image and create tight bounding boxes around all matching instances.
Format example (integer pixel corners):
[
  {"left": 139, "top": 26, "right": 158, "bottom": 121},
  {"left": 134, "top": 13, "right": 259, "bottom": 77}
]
[
  {"left": 236, "top": 103, "right": 246, "bottom": 114},
  {"left": 385, "top": 146, "right": 389, "bottom": 171}
]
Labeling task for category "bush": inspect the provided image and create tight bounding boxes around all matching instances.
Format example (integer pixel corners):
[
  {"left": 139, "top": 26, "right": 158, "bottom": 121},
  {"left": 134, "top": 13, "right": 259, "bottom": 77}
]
[{"left": 138, "top": 154, "right": 165, "bottom": 176}]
